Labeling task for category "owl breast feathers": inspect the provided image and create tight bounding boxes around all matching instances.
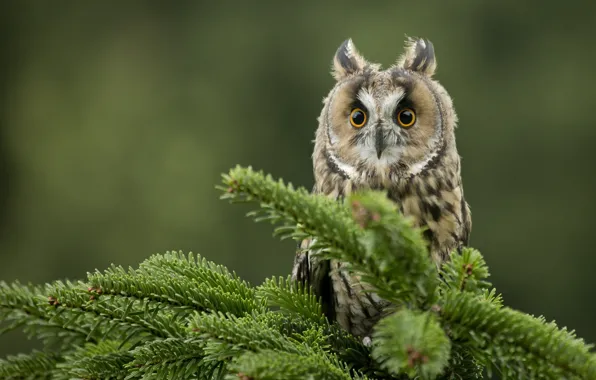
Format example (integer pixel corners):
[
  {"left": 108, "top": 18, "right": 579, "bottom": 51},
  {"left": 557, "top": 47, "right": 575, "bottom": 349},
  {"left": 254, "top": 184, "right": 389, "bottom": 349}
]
[{"left": 292, "top": 37, "right": 472, "bottom": 337}]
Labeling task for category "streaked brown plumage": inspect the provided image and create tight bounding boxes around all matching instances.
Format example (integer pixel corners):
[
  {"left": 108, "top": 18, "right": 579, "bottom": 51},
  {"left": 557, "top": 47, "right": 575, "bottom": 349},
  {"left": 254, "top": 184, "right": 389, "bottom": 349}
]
[{"left": 292, "top": 37, "right": 471, "bottom": 338}]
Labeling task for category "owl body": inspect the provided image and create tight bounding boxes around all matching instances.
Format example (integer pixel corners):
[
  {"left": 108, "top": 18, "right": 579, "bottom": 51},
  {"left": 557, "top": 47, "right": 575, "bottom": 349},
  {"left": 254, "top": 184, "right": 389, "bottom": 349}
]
[{"left": 293, "top": 38, "right": 471, "bottom": 337}]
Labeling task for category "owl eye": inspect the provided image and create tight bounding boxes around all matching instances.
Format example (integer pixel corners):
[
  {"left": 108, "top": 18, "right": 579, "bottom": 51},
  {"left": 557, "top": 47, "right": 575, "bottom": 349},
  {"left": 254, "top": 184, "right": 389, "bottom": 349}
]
[
  {"left": 349, "top": 108, "right": 367, "bottom": 128},
  {"left": 397, "top": 108, "right": 416, "bottom": 128}
]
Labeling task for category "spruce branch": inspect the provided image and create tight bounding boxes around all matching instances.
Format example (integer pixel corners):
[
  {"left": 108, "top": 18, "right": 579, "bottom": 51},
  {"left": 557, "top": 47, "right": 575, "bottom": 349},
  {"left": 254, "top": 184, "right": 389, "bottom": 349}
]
[
  {"left": 221, "top": 167, "right": 437, "bottom": 308},
  {"left": 138, "top": 251, "right": 257, "bottom": 304},
  {"left": 346, "top": 191, "right": 438, "bottom": 307},
  {"left": 0, "top": 350, "right": 59, "bottom": 380},
  {"left": 256, "top": 276, "right": 326, "bottom": 325},
  {"left": 437, "top": 346, "right": 483, "bottom": 380},
  {"left": 441, "top": 290, "right": 596, "bottom": 379},
  {"left": 0, "top": 281, "right": 97, "bottom": 349},
  {"left": 222, "top": 166, "right": 596, "bottom": 379},
  {"left": 220, "top": 166, "right": 360, "bottom": 259},
  {"left": 191, "top": 311, "right": 364, "bottom": 379},
  {"left": 190, "top": 312, "right": 308, "bottom": 355},
  {"left": 372, "top": 309, "right": 451, "bottom": 379},
  {"left": 439, "top": 248, "right": 491, "bottom": 294},
  {"left": 49, "top": 280, "right": 188, "bottom": 342},
  {"left": 252, "top": 261, "right": 374, "bottom": 368},
  {"left": 257, "top": 311, "right": 384, "bottom": 378},
  {"left": 126, "top": 338, "right": 223, "bottom": 380},
  {"left": 55, "top": 340, "right": 133, "bottom": 380},
  {"left": 228, "top": 350, "right": 361, "bottom": 380},
  {"left": 87, "top": 252, "right": 262, "bottom": 317},
  {"left": 0, "top": 166, "right": 594, "bottom": 380}
]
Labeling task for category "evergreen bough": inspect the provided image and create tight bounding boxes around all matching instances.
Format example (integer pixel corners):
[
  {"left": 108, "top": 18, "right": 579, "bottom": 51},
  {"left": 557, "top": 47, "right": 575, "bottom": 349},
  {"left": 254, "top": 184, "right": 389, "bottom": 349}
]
[{"left": 0, "top": 165, "right": 594, "bottom": 379}]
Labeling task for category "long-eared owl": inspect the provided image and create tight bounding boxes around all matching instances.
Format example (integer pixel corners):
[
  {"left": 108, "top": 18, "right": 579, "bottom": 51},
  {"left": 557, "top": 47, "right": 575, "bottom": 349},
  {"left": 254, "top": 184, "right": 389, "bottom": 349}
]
[{"left": 292, "top": 37, "right": 472, "bottom": 338}]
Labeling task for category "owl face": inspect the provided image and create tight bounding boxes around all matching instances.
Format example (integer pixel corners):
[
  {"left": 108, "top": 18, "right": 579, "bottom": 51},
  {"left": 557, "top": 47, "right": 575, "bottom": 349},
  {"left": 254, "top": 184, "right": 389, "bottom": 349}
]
[{"left": 318, "top": 38, "right": 457, "bottom": 186}]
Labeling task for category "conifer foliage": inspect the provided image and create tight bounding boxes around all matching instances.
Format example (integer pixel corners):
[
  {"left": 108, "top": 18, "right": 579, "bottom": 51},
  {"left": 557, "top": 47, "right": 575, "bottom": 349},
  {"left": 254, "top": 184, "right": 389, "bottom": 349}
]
[{"left": 1, "top": 165, "right": 595, "bottom": 379}]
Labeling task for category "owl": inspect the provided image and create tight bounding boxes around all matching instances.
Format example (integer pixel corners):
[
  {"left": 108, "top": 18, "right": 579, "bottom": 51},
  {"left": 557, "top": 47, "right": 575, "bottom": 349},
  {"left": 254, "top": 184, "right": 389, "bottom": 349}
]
[{"left": 292, "top": 37, "right": 472, "bottom": 338}]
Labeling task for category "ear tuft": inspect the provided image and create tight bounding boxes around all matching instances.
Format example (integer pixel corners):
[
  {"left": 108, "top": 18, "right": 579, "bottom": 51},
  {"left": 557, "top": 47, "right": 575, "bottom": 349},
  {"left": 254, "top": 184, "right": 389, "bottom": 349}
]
[
  {"left": 332, "top": 39, "right": 367, "bottom": 80},
  {"left": 397, "top": 37, "right": 437, "bottom": 76}
]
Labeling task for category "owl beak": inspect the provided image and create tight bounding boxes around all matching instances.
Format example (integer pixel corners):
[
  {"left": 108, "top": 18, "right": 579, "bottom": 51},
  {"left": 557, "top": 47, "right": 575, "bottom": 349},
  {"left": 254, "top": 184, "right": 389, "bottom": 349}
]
[{"left": 375, "top": 128, "right": 385, "bottom": 159}]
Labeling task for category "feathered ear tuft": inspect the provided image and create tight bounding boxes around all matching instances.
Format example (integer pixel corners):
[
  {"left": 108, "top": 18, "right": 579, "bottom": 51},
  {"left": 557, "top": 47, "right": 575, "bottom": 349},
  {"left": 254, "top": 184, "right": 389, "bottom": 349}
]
[
  {"left": 397, "top": 37, "right": 437, "bottom": 76},
  {"left": 332, "top": 39, "right": 367, "bottom": 80}
]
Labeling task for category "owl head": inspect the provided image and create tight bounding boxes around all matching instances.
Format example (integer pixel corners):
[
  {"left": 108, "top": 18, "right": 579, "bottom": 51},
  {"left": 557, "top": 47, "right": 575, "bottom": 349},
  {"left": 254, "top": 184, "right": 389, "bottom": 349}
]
[{"left": 315, "top": 37, "right": 459, "bottom": 189}]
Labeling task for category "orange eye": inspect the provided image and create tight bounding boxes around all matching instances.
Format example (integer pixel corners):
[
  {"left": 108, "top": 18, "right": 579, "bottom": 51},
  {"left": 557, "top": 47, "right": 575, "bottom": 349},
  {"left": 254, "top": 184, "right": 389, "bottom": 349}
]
[
  {"left": 349, "top": 108, "right": 367, "bottom": 128},
  {"left": 397, "top": 108, "right": 416, "bottom": 128}
]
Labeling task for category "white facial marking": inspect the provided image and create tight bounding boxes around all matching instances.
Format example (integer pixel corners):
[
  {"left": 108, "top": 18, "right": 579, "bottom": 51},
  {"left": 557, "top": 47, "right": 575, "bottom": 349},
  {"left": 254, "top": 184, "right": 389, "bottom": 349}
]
[
  {"left": 408, "top": 133, "right": 442, "bottom": 175},
  {"left": 381, "top": 90, "right": 405, "bottom": 118},
  {"left": 356, "top": 88, "right": 376, "bottom": 113},
  {"left": 357, "top": 144, "right": 403, "bottom": 166},
  {"left": 408, "top": 152, "right": 437, "bottom": 175},
  {"left": 328, "top": 150, "right": 357, "bottom": 179}
]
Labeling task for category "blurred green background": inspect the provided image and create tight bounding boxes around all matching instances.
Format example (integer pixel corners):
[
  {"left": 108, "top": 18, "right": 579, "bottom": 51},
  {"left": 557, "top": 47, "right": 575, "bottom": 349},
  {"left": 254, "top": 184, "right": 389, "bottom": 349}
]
[{"left": 1, "top": 0, "right": 595, "bottom": 359}]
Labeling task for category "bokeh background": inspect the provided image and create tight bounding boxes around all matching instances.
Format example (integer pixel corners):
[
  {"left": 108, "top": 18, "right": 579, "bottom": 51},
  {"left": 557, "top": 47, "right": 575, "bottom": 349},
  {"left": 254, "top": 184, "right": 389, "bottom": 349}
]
[{"left": 1, "top": 0, "right": 595, "bottom": 362}]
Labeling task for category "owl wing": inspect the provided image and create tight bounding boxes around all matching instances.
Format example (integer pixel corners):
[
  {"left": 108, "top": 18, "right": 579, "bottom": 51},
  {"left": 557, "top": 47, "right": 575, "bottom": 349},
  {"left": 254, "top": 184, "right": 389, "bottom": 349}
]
[
  {"left": 460, "top": 198, "right": 472, "bottom": 246},
  {"left": 292, "top": 237, "right": 335, "bottom": 320},
  {"left": 291, "top": 186, "right": 336, "bottom": 320},
  {"left": 291, "top": 237, "right": 313, "bottom": 284},
  {"left": 291, "top": 184, "right": 323, "bottom": 285}
]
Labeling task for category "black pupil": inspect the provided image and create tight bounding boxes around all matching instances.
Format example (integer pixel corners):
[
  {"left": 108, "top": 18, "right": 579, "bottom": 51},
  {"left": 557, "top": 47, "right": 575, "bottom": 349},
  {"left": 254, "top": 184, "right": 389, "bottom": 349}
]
[
  {"left": 352, "top": 110, "right": 365, "bottom": 125},
  {"left": 400, "top": 110, "right": 413, "bottom": 125}
]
